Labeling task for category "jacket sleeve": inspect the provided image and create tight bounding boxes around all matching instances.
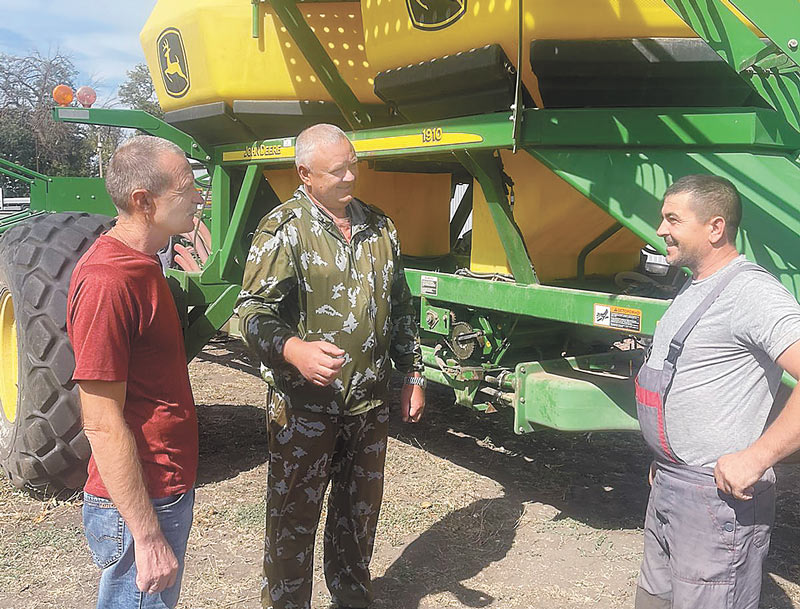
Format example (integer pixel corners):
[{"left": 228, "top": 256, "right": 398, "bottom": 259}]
[
  {"left": 236, "top": 213, "right": 299, "bottom": 368},
  {"left": 387, "top": 219, "right": 424, "bottom": 374}
]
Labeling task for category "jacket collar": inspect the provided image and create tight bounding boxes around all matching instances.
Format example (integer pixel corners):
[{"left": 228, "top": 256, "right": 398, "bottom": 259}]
[{"left": 295, "top": 186, "right": 370, "bottom": 240}]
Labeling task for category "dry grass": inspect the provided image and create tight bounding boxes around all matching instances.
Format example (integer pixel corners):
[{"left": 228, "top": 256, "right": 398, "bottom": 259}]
[{"left": 1, "top": 341, "right": 799, "bottom": 608}]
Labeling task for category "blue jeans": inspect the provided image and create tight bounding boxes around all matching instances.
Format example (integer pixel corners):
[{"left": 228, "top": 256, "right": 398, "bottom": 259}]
[{"left": 83, "top": 489, "right": 195, "bottom": 609}]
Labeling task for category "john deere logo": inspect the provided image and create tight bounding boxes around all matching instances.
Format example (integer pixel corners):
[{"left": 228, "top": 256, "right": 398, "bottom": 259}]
[
  {"left": 407, "top": 0, "right": 466, "bottom": 30},
  {"left": 157, "top": 28, "right": 190, "bottom": 98}
]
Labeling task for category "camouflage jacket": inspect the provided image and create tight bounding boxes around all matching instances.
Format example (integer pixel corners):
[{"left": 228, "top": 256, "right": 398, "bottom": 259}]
[{"left": 236, "top": 187, "right": 423, "bottom": 416}]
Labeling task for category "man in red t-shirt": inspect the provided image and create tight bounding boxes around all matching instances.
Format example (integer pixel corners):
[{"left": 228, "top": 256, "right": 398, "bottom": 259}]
[{"left": 67, "top": 135, "right": 202, "bottom": 609}]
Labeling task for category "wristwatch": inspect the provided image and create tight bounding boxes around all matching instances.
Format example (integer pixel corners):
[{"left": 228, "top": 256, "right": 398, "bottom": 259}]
[{"left": 403, "top": 375, "right": 427, "bottom": 388}]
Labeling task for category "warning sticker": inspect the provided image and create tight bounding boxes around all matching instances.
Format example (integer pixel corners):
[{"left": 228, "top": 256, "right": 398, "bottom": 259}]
[
  {"left": 420, "top": 275, "right": 438, "bottom": 297},
  {"left": 593, "top": 304, "right": 642, "bottom": 332}
]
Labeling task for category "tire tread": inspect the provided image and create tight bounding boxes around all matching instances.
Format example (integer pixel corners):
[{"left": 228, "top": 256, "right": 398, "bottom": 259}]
[{"left": 0, "top": 212, "right": 112, "bottom": 491}]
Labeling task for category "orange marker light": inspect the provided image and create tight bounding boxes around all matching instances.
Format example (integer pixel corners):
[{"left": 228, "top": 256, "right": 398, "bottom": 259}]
[
  {"left": 76, "top": 86, "right": 97, "bottom": 108},
  {"left": 52, "top": 84, "right": 74, "bottom": 106}
]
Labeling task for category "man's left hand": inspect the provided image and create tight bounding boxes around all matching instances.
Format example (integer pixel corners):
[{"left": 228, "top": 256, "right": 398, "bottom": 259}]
[
  {"left": 401, "top": 375, "right": 425, "bottom": 423},
  {"left": 714, "top": 449, "right": 766, "bottom": 500}
]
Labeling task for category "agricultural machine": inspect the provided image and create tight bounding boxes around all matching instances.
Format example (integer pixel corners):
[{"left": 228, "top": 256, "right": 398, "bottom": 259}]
[{"left": 1, "top": 0, "right": 799, "bottom": 490}]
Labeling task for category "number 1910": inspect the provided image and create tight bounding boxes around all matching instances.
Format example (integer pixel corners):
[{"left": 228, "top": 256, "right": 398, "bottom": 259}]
[{"left": 421, "top": 127, "right": 443, "bottom": 143}]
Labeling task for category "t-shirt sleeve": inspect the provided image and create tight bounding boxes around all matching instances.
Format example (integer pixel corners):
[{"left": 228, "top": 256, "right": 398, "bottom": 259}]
[
  {"left": 68, "top": 266, "right": 137, "bottom": 382},
  {"left": 731, "top": 274, "right": 800, "bottom": 361}
]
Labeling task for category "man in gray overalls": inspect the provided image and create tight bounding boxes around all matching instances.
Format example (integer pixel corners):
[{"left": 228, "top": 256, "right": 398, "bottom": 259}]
[{"left": 634, "top": 174, "right": 800, "bottom": 609}]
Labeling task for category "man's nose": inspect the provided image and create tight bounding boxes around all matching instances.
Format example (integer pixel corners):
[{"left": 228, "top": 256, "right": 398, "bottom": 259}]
[{"left": 656, "top": 219, "right": 669, "bottom": 237}]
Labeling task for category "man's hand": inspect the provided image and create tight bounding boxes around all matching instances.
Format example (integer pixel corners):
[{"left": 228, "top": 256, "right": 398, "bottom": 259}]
[
  {"left": 713, "top": 341, "right": 800, "bottom": 501},
  {"left": 134, "top": 532, "right": 179, "bottom": 594},
  {"left": 173, "top": 243, "right": 201, "bottom": 272},
  {"left": 283, "top": 337, "right": 345, "bottom": 386},
  {"left": 714, "top": 449, "right": 767, "bottom": 500},
  {"left": 174, "top": 218, "right": 212, "bottom": 272},
  {"left": 400, "top": 374, "right": 425, "bottom": 423}
]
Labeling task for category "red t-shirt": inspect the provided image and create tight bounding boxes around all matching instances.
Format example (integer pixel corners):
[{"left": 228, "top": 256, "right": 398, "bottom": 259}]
[{"left": 67, "top": 235, "right": 198, "bottom": 499}]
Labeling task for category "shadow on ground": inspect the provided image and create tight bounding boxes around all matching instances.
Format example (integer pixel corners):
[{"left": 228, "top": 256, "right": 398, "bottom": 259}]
[
  {"left": 374, "top": 495, "right": 520, "bottom": 608},
  {"left": 382, "top": 379, "right": 800, "bottom": 609},
  {"left": 386, "top": 380, "right": 651, "bottom": 529},
  {"left": 195, "top": 403, "right": 267, "bottom": 486},
  {"left": 190, "top": 343, "right": 800, "bottom": 608},
  {"left": 195, "top": 341, "right": 262, "bottom": 378}
]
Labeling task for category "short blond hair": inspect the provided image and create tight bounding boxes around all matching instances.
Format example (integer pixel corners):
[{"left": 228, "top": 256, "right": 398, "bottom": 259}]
[{"left": 105, "top": 135, "right": 185, "bottom": 213}]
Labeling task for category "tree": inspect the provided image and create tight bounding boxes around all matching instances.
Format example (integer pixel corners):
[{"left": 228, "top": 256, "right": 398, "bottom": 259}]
[
  {"left": 118, "top": 63, "right": 162, "bottom": 118},
  {"left": 0, "top": 51, "right": 95, "bottom": 196}
]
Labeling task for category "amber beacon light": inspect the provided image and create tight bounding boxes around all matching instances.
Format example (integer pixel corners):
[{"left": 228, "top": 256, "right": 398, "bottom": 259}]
[{"left": 52, "top": 84, "right": 74, "bottom": 106}]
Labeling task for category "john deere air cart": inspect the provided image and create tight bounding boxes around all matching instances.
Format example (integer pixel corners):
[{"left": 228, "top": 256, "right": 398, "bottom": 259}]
[{"left": 2, "top": 0, "right": 800, "bottom": 490}]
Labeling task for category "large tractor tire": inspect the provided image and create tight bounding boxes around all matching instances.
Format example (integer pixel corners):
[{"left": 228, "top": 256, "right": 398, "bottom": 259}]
[{"left": 0, "top": 212, "right": 113, "bottom": 492}]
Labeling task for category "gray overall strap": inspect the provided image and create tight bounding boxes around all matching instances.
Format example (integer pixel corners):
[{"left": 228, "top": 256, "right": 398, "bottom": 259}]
[{"left": 665, "top": 262, "right": 762, "bottom": 366}]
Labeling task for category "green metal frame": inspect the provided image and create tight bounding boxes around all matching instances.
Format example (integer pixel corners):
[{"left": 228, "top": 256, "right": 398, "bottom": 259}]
[
  {"left": 664, "top": 0, "right": 800, "bottom": 132},
  {"left": 577, "top": 223, "right": 623, "bottom": 281},
  {"left": 407, "top": 270, "right": 668, "bottom": 335},
  {"left": 52, "top": 107, "right": 210, "bottom": 162},
  {"left": 35, "top": 100, "right": 800, "bottom": 430},
  {"left": 512, "top": 352, "right": 641, "bottom": 433},
  {"left": 0, "top": 156, "right": 115, "bottom": 231}
]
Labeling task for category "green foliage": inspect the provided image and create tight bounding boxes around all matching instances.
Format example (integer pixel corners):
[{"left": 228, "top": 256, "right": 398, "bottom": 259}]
[
  {"left": 0, "top": 51, "right": 95, "bottom": 197},
  {"left": 118, "top": 63, "right": 163, "bottom": 118}
]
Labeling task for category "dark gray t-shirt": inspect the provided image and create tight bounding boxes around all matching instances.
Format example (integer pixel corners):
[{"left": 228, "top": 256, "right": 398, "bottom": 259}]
[{"left": 646, "top": 256, "right": 800, "bottom": 467}]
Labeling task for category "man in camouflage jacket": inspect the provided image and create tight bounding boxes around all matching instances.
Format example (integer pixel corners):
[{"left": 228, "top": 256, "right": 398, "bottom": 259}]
[{"left": 237, "top": 124, "right": 425, "bottom": 609}]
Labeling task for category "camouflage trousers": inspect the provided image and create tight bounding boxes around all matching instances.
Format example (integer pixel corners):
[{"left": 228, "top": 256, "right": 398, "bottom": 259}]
[{"left": 262, "top": 389, "right": 389, "bottom": 609}]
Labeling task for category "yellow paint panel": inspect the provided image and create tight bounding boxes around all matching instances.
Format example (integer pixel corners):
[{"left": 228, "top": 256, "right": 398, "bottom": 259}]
[
  {"left": 142, "top": 0, "right": 380, "bottom": 113},
  {"left": 363, "top": 0, "right": 762, "bottom": 108},
  {"left": 471, "top": 151, "right": 643, "bottom": 281},
  {"left": 364, "top": 0, "right": 760, "bottom": 72},
  {"left": 143, "top": 0, "right": 763, "bottom": 114},
  {"left": 354, "top": 131, "right": 483, "bottom": 153},
  {"left": 223, "top": 145, "right": 296, "bottom": 162},
  {"left": 263, "top": 166, "right": 450, "bottom": 256},
  {"left": 224, "top": 131, "right": 482, "bottom": 162}
]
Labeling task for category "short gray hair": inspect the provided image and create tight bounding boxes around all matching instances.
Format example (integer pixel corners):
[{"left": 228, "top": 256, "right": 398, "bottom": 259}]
[
  {"left": 294, "top": 124, "right": 351, "bottom": 169},
  {"left": 664, "top": 174, "right": 742, "bottom": 239},
  {"left": 105, "top": 135, "right": 185, "bottom": 213}
]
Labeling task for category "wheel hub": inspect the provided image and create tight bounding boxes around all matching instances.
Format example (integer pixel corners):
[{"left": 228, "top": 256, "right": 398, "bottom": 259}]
[{"left": 0, "top": 290, "right": 18, "bottom": 423}]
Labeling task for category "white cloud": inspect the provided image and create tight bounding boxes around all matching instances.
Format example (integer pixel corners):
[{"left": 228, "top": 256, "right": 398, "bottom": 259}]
[{"left": 0, "top": 0, "right": 157, "bottom": 98}]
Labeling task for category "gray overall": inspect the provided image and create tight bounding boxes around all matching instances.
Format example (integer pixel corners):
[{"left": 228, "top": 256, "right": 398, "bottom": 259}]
[{"left": 635, "top": 264, "right": 776, "bottom": 609}]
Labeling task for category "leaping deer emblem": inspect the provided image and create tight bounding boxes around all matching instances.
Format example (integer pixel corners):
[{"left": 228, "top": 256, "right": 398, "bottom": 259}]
[{"left": 162, "top": 40, "right": 188, "bottom": 83}]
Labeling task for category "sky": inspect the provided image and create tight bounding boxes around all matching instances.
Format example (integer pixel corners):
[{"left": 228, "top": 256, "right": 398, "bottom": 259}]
[{"left": 0, "top": 0, "right": 158, "bottom": 103}]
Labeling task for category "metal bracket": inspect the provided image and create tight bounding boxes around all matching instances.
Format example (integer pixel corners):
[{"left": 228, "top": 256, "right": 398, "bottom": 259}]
[
  {"left": 218, "top": 163, "right": 262, "bottom": 281},
  {"left": 739, "top": 42, "right": 800, "bottom": 74},
  {"left": 454, "top": 149, "right": 538, "bottom": 284},
  {"left": 52, "top": 107, "right": 210, "bottom": 162},
  {"left": 510, "top": 0, "right": 524, "bottom": 152}
]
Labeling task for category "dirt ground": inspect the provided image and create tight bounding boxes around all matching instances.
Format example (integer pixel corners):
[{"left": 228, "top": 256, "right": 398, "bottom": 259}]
[{"left": 3, "top": 338, "right": 800, "bottom": 609}]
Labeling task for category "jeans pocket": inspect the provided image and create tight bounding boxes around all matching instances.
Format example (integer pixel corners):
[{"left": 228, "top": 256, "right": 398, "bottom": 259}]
[
  {"left": 152, "top": 493, "right": 183, "bottom": 509},
  {"left": 83, "top": 493, "right": 124, "bottom": 569}
]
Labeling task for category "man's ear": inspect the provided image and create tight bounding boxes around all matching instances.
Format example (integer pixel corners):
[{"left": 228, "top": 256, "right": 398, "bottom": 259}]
[
  {"left": 708, "top": 215, "right": 727, "bottom": 245},
  {"left": 129, "top": 189, "right": 153, "bottom": 216},
  {"left": 297, "top": 164, "right": 312, "bottom": 187}
]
